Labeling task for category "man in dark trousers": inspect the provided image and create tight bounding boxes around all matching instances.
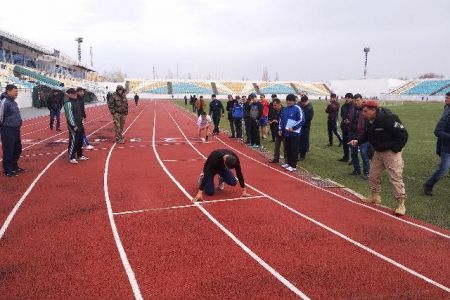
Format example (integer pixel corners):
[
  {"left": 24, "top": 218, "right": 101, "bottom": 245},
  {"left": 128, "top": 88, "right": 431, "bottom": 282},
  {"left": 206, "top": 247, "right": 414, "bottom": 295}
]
[
  {"left": 424, "top": 92, "right": 450, "bottom": 195},
  {"left": 194, "top": 149, "right": 251, "bottom": 201},
  {"left": 325, "top": 93, "right": 342, "bottom": 146},
  {"left": 348, "top": 94, "right": 370, "bottom": 178},
  {"left": 339, "top": 93, "right": 354, "bottom": 162},
  {"left": 47, "top": 89, "right": 63, "bottom": 131},
  {"left": 76, "top": 87, "right": 94, "bottom": 150},
  {"left": 298, "top": 95, "right": 314, "bottom": 161},
  {"left": 63, "top": 88, "right": 89, "bottom": 164},
  {"left": 269, "top": 98, "right": 285, "bottom": 163},
  {"left": 232, "top": 96, "right": 244, "bottom": 139},
  {"left": 248, "top": 93, "right": 263, "bottom": 148},
  {"left": 134, "top": 93, "right": 139, "bottom": 106},
  {"left": 242, "top": 95, "right": 251, "bottom": 144},
  {"left": 0, "top": 84, "right": 25, "bottom": 177},
  {"left": 226, "top": 94, "right": 238, "bottom": 138},
  {"left": 268, "top": 94, "right": 279, "bottom": 142},
  {"left": 349, "top": 100, "right": 408, "bottom": 215},
  {"left": 209, "top": 94, "right": 224, "bottom": 135}
]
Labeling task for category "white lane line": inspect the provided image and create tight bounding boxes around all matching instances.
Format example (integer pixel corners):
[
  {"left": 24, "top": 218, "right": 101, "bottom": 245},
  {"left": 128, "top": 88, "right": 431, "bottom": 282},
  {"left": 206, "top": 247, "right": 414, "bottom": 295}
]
[
  {"left": 104, "top": 108, "right": 147, "bottom": 300},
  {"left": 166, "top": 107, "right": 450, "bottom": 294},
  {"left": 176, "top": 104, "right": 450, "bottom": 240},
  {"left": 154, "top": 106, "right": 309, "bottom": 299},
  {"left": 113, "top": 195, "right": 267, "bottom": 216},
  {"left": 0, "top": 117, "right": 115, "bottom": 240}
]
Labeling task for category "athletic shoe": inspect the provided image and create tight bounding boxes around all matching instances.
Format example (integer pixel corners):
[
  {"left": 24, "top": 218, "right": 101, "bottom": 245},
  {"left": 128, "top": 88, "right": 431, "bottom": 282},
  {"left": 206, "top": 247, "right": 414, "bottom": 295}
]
[
  {"left": 5, "top": 172, "right": 18, "bottom": 177},
  {"left": 69, "top": 159, "right": 79, "bottom": 164},
  {"left": 78, "top": 156, "right": 89, "bottom": 161},
  {"left": 252, "top": 144, "right": 260, "bottom": 148},
  {"left": 85, "top": 145, "right": 94, "bottom": 150},
  {"left": 218, "top": 176, "right": 225, "bottom": 190},
  {"left": 338, "top": 158, "right": 349, "bottom": 162},
  {"left": 286, "top": 166, "right": 297, "bottom": 172},
  {"left": 350, "top": 170, "right": 361, "bottom": 175},
  {"left": 269, "top": 159, "right": 279, "bottom": 163},
  {"left": 281, "top": 163, "right": 289, "bottom": 168},
  {"left": 205, "top": 136, "right": 209, "bottom": 141},
  {"left": 197, "top": 173, "right": 204, "bottom": 188},
  {"left": 117, "top": 140, "right": 125, "bottom": 144},
  {"left": 362, "top": 193, "right": 381, "bottom": 204},
  {"left": 423, "top": 184, "right": 433, "bottom": 196},
  {"left": 14, "top": 167, "right": 27, "bottom": 173}
]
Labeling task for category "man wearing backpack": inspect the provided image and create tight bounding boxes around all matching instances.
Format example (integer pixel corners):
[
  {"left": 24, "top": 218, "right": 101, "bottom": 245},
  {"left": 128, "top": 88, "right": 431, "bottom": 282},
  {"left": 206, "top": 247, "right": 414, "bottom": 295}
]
[
  {"left": 248, "top": 93, "right": 263, "bottom": 148},
  {"left": 232, "top": 96, "right": 244, "bottom": 139},
  {"left": 209, "top": 94, "right": 224, "bottom": 135},
  {"left": 349, "top": 100, "right": 408, "bottom": 215},
  {"left": 226, "top": 95, "right": 238, "bottom": 138}
]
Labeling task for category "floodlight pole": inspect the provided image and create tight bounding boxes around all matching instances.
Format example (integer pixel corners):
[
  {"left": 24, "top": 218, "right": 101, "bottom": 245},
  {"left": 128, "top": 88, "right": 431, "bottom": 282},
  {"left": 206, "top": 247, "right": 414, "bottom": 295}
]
[
  {"left": 75, "top": 37, "right": 83, "bottom": 63},
  {"left": 364, "top": 47, "right": 370, "bottom": 79}
]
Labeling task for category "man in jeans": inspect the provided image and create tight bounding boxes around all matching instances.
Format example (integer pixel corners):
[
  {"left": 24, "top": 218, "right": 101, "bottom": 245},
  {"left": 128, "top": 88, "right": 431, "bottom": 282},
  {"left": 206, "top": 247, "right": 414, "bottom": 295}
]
[
  {"left": 339, "top": 93, "right": 354, "bottom": 162},
  {"left": 350, "top": 100, "right": 408, "bottom": 215},
  {"left": 424, "top": 92, "right": 450, "bottom": 196},
  {"left": 225, "top": 94, "right": 237, "bottom": 138},
  {"left": 47, "top": 89, "right": 63, "bottom": 131},
  {"left": 325, "top": 93, "right": 342, "bottom": 146},
  {"left": 348, "top": 94, "right": 370, "bottom": 179}
]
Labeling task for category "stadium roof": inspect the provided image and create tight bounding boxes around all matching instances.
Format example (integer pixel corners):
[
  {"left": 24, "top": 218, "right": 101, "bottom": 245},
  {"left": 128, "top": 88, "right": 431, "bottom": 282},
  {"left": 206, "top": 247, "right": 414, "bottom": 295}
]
[{"left": 0, "top": 28, "right": 53, "bottom": 55}]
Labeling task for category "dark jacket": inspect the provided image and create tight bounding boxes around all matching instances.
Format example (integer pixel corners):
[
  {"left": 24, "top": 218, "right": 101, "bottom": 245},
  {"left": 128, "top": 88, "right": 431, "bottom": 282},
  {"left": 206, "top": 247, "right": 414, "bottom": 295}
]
[
  {"left": 300, "top": 103, "right": 314, "bottom": 129},
  {"left": 348, "top": 105, "right": 365, "bottom": 139},
  {"left": 209, "top": 99, "right": 224, "bottom": 116},
  {"left": 358, "top": 108, "right": 408, "bottom": 153},
  {"left": 268, "top": 105, "right": 283, "bottom": 128},
  {"left": 435, "top": 105, "right": 450, "bottom": 154},
  {"left": 134, "top": 94, "right": 139, "bottom": 101},
  {"left": 47, "top": 93, "right": 64, "bottom": 111},
  {"left": 226, "top": 99, "right": 238, "bottom": 120},
  {"left": 0, "top": 96, "right": 22, "bottom": 128},
  {"left": 340, "top": 102, "right": 353, "bottom": 130},
  {"left": 200, "top": 149, "right": 245, "bottom": 190},
  {"left": 63, "top": 99, "right": 84, "bottom": 128},
  {"left": 325, "top": 101, "right": 340, "bottom": 122},
  {"left": 243, "top": 101, "right": 252, "bottom": 119},
  {"left": 249, "top": 102, "right": 263, "bottom": 120},
  {"left": 76, "top": 95, "right": 87, "bottom": 118},
  {"left": 108, "top": 92, "right": 128, "bottom": 115}
]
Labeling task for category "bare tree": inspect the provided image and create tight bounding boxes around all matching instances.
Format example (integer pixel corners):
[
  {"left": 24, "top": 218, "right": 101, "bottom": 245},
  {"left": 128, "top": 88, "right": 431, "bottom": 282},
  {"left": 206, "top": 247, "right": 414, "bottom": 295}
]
[
  {"left": 102, "top": 68, "right": 128, "bottom": 82},
  {"left": 275, "top": 72, "right": 279, "bottom": 81},
  {"left": 262, "top": 67, "right": 270, "bottom": 81},
  {"left": 187, "top": 73, "right": 192, "bottom": 80},
  {"left": 418, "top": 73, "right": 444, "bottom": 79}
]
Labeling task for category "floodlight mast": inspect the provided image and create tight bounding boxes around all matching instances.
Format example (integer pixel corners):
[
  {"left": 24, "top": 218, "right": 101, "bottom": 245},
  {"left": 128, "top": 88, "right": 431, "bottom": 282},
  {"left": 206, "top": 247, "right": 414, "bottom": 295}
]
[
  {"left": 364, "top": 47, "right": 370, "bottom": 79},
  {"left": 75, "top": 37, "right": 83, "bottom": 63}
]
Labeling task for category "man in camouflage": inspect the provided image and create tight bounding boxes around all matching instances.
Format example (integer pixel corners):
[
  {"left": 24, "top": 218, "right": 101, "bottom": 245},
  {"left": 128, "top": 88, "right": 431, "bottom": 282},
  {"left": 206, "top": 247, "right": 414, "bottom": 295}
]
[{"left": 108, "top": 85, "right": 128, "bottom": 144}]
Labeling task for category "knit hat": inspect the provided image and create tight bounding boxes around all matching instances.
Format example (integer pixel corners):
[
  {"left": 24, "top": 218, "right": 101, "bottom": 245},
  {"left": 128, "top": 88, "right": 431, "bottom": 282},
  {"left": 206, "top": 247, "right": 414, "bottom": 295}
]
[{"left": 363, "top": 100, "right": 379, "bottom": 109}]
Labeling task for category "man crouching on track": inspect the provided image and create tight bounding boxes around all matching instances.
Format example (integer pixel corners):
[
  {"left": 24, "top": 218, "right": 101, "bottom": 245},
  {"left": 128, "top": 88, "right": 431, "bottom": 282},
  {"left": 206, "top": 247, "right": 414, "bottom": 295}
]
[{"left": 194, "top": 149, "right": 251, "bottom": 201}]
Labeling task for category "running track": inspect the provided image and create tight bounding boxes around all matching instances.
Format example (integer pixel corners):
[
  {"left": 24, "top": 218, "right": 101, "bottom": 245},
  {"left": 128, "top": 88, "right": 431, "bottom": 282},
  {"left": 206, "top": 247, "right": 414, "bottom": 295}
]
[{"left": 0, "top": 100, "right": 449, "bottom": 299}]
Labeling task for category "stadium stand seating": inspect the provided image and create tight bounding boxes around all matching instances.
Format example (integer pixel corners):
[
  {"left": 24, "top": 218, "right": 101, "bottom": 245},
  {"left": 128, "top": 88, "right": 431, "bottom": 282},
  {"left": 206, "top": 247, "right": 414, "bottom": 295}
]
[
  {"left": 292, "top": 82, "right": 328, "bottom": 95},
  {"left": 220, "top": 82, "right": 246, "bottom": 94},
  {"left": 143, "top": 81, "right": 169, "bottom": 94},
  {"left": 171, "top": 82, "right": 213, "bottom": 94},
  {"left": 403, "top": 80, "right": 450, "bottom": 95},
  {"left": 436, "top": 86, "right": 450, "bottom": 96},
  {"left": 259, "top": 83, "right": 297, "bottom": 95},
  {"left": 4, "top": 75, "right": 36, "bottom": 89},
  {"left": 14, "top": 65, "right": 63, "bottom": 87},
  {"left": 389, "top": 80, "right": 419, "bottom": 95}
]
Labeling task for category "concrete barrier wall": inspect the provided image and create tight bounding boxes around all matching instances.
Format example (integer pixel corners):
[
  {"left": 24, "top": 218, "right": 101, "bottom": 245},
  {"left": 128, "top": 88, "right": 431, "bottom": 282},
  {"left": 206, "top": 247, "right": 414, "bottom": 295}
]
[{"left": 15, "top": 90, "right": 33, "bottom": 108}]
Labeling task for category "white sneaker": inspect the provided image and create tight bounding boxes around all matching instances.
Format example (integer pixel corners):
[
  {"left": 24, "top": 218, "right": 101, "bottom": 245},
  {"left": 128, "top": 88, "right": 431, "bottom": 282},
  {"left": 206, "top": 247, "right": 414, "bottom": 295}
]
[
  {"left": 286, "top": 166, "right": 297, "bottom": 172},
  {"left": 281, "top": 164, "right": 289, "bottom": 168},
  {"left": 78, "top": 156, "right": 89, "bottom": 161},
  {"left": 218, "top": 176, "right": 225, "bottom": 190},
  {"left": 69, "top": 159, "right": 78, "bottom": 164},
  {"left": 85, "top": 145, "right": 94, "bottom": 150}
]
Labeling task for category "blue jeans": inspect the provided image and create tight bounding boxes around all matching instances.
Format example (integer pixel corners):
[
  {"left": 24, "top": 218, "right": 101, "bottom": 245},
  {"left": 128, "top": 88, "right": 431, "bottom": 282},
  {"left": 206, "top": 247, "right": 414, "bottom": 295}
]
[
  {"left": 351, "top": 142, "right": 370, "bottom": 175},
  {"left": 425, "top": 152, "right": 450, "bottom": 188},
  {"left": 204, "top": 169, "right": 237, "bottom": 196},
  {"left": 49, "top": 110, "right": 61, "bottom": 129}
]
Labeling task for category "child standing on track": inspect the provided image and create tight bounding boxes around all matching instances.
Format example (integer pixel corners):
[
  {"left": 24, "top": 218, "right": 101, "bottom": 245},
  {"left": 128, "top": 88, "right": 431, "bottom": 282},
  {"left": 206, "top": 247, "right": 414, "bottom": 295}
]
[{"left": 197, "top": 111, "right": 212, "bottom": 141}]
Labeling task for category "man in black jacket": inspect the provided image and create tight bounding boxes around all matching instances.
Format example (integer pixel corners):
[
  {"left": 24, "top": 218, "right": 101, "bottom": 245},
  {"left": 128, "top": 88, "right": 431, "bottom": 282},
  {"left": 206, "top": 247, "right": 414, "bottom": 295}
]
[
  {"left": 349, "top": 100, "right": 408, "bottom": 215},
  {"left": 194, "top": 149, "right": 250, "bottom": 201},
  {"left": 268, "top": 94, "right": 278, "bottom": 142},
  {"left": 243, "top": 96, "right": 251, "bottom": 143},
  {"left": 209, "top": 94, "right": 224, "bottom": 135},
  {"left": 226, "top": 95, "right": 238, "bottom": 138},
  {"left": 47, "top": 89, "right": 63, "bottom": 131},
  {"left": 248, "top": 93, "right": 263, "bottom": 148},
  {"left": 424, "top": 92, "right": 450, "bottom": 195},
  {"left": 298, "top": 95, "right": 314, "bottom": 161},
  {"left": 339, "top": 93, "right": 354, "bottom": 162},
  {"left": 325, "top": 93, "right": 342, "bottom": 146}
]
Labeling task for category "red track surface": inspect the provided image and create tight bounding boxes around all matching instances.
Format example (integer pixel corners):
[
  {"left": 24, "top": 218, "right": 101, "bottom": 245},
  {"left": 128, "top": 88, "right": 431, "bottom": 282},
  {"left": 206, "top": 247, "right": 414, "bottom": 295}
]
[{"left": 1, "top": 100, "right": 449, "bottom": 299}]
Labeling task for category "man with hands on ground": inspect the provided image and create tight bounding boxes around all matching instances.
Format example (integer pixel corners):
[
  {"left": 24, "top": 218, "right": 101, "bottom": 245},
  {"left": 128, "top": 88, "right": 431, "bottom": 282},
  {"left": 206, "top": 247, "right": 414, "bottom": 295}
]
[{"left": 194, "top": 149, "right": 251, "bottom": 202}]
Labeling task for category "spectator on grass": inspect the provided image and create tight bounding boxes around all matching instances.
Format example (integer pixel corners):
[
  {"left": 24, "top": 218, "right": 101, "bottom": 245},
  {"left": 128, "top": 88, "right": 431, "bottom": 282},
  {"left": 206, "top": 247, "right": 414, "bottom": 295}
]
[
  {"left": 325, "top": 93, "right": 342, "bottom": 146},
  {"left": 339, "top": 93, "right": 354, "bottom": 162},
  {"left": 248, "top": 93, "right": 263, "bottom": 148},
  {"left": 64, "top": 88, "right": 89, "bottom": 164},
  {"left": 47, "top": 89, "right": 63, "bottom": 131},
  {"left": 226, "top": 94, "right": 238, "bottom": 138},
  {"left": 298, "top": 95, "right": 314, "bottom": 161},
  {"left": 134, "top": 93, "right": 139, "bottom": 106},
  {"left": 231, "top": 96, "right": 244, "bottom": 139},
  {"left": 259, "top": 94, "right": 270, "bottom": 140},
  {"left": 197, "top": 111, "right": 212, "bottom": 141},
  {"left": 184, "top": 95, "right": 188, "bottom": 106},
  {"left": 0, "top": 84, "right": 25, "bottom": 177},
  {"left": 279, "top": 94, "right": 305, "bottom": 172},
  {"left": 268, "top": 94, "right": 279, "bottom": 142},
  {"left": 209, "top": 94, "right": 224, "bottom": 135},
  {"left": 348, "top": 94, "right": 370, "bottom": 179},
  {"left": 76, "top": 87, "right": 94, "bottom": 150},
  {"left": 349, "top": 100, "right": 408, "bottom": 215},
  {"left": 269, "top": 98, "right": 285, "bottom": 163},
  {"left": 242, "top": 95, "right": 252, "bottom": 144},
  {"left": 108, "top": 85, "right": 129, "bottom": 144},
  {"left": 424, "top": 92, "right": 450, "bottom": 196},
  {"left": 194, "top": 149, "right": 251, "bottom": 201}
]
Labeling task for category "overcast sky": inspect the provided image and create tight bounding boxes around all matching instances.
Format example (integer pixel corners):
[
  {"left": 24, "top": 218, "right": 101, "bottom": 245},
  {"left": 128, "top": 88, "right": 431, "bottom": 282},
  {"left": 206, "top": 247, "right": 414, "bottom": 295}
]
[{"left": 1, "top": 0, "right": 449, "bottom": 81}]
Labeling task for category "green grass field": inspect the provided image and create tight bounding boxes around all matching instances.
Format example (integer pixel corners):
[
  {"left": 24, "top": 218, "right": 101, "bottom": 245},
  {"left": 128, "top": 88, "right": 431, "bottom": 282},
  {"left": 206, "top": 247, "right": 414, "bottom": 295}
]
[{"left": 175, "top": 100, "right": 449, "bottom": 230}]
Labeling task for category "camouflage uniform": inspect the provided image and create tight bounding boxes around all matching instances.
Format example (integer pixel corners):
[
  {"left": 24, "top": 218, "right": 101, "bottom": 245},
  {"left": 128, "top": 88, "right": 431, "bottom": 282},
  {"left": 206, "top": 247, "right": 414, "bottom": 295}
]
[{"left": 108, "top": 87, "right": 128, "bottom": 143}]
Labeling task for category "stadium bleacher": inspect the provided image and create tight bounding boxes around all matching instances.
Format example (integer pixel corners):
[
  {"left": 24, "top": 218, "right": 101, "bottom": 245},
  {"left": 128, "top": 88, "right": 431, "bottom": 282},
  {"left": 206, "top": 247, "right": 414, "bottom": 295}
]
[
  {"left": 259, "top": 83, "right": 297, "bottom": 95},
  {"left": 171, "top": 82, "right": 213, "bottom": 94},
  {"left": 436, "top": 86, "right": 450, "bottom": 96},
  {"left": 403, "top": 80, "right": 450, "bottom": 95},
  {"left": 143, "top": 81, "right": 169, "bottom": 94},
  {"left": 14, "top": 65, "right": 63, "bottom": 87}
]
